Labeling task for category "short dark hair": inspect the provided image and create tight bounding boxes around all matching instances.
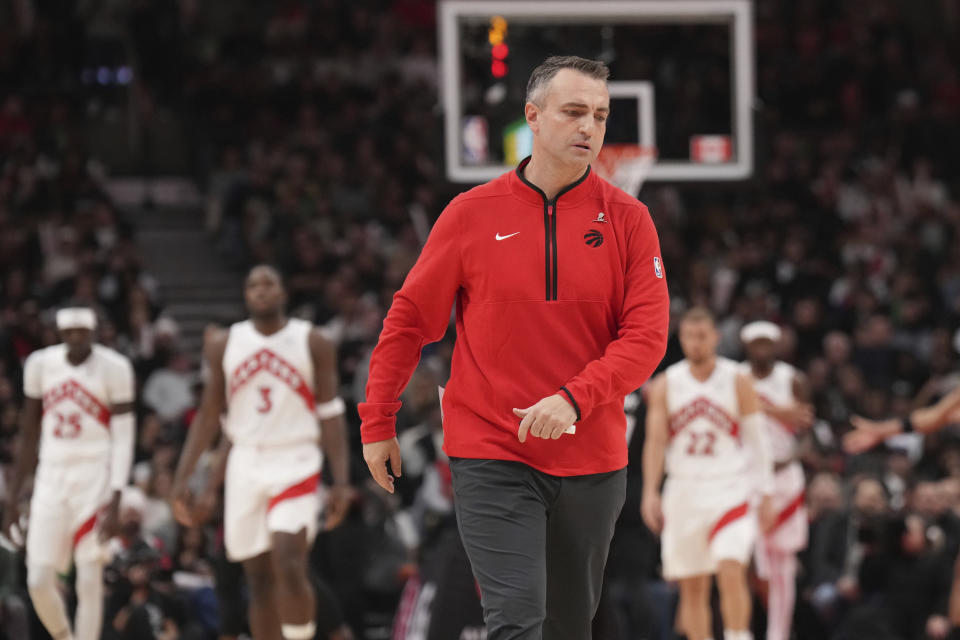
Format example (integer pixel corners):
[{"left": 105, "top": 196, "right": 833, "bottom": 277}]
[
  {"left": 525, "top": 55, "right": 610, "bottom": 105},
  {"left": 246, "top": 264, "right": 284, "bottom": 286}
]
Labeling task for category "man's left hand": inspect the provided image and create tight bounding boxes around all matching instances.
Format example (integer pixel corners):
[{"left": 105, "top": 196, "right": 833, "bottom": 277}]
[{"left": 514, "top": 394, "right": 577, "bottom": 443}]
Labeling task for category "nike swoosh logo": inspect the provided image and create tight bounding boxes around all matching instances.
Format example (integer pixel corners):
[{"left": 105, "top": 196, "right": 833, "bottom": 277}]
[{"left": 496, "top": 232, "right": 520, "bottom": 241}]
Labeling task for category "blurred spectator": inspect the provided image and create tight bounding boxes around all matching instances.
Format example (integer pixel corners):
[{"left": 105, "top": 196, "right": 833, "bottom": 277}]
[
  {"left": 808, "top": 476, "right": 891, "bottom": 625},
  {"left": 143, "top": 467, "right": 178, "bottom": 554},
  {"left": 142, "top": 352, "right": 196, "bottom": 423}
]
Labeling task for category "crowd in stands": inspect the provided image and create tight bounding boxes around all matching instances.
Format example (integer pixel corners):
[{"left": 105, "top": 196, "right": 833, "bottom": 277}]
[{"left": 2, "top": 0, "right": 960, "bottom": 638}]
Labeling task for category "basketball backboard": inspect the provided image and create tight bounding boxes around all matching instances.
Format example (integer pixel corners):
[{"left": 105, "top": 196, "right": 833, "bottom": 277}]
[{"left": 439, "top": 0, "right": 755, "bottom": 185}]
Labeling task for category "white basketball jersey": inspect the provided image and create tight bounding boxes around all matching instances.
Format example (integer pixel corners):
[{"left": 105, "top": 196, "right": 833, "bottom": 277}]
[
  {"left": 665, "top": 357, "right": 747, "bottom": 479},
  {"left": 222, "top": 319, "right": 318, "bottom": 447},
  {"left": 741, "top": 361, "right": 799, "bottom": 462},
  {"left": 23, "top": 344, "right": 134, "bottom": 465}
]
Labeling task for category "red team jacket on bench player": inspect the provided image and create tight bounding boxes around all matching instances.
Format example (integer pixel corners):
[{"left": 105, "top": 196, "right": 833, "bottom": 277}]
[{"left": 360, "top": 158, "right": 670, "bottom": 476}]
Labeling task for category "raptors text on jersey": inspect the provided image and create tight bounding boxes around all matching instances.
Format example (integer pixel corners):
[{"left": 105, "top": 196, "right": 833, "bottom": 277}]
[
  {"left": 222, "top": 319, "right": 319, "bottom": 447},
  {"left": 664, "top": 357, "right": 749, "bottom": 480},
  {"left": 24, "top": 344, "right": 134, "bottom": 464}
]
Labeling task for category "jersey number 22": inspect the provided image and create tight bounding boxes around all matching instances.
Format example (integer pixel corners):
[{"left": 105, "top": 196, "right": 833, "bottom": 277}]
[{"left": 686, "top": 431, "right": 716, "bottom": 456}]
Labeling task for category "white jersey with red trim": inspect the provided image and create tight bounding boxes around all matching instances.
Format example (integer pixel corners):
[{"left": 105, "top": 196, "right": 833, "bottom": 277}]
[
  {"left": 741, "top": 361, "right": 798, "bottom": 462},
  {"left": 222, "top": 318, "right": 318, "bottom": 447},
  {"left": 665, "top": 357, "right": 747, "bottom": 480},
  {"left": 23, "top": 344, "right": 134, "bottom": 465}
]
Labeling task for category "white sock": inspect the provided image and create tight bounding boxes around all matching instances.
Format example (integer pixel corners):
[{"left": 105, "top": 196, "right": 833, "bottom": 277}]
[
  {"left": 27, "top": 564, "right": 74, "bottom": 640},
  {"left": 74, "top": 563, "right": 104, "bottom": 640},
  {"left": 724, "top": 631, "right": 753, "bottom": 640},
  {"left": 767, "top": 551, "right": 798, "bottom": 640},
  {"left": 282, "top": 621, "right": 316, "bottom": 640}
]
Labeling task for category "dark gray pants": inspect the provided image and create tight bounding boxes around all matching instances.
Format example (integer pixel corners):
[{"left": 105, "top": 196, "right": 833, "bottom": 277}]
[{"left": 450, "top": 458, "right": 627, "bottom": 640}]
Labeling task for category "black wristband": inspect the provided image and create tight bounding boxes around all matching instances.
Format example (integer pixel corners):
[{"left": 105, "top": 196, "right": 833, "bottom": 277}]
[
  {"left": 900, "top": 415, "right": 915, "bottom": 433},
  {"left": 559, "top": 386, "right": 582, "bottom": 422}
]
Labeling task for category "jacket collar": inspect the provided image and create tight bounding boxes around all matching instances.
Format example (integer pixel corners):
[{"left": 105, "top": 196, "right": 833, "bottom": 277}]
[{"left": 509, "top": 156, "right": 595, "bottom": 206}]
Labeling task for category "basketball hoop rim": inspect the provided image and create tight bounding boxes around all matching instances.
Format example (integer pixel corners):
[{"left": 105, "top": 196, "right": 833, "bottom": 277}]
[{"left": 594, "top": 144, "right": 658, "bottom": 178}]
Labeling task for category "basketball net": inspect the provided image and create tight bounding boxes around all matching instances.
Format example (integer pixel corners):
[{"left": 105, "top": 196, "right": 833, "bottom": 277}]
[{"left": 594, "top": 144, "right": 658, "bottom": 197}]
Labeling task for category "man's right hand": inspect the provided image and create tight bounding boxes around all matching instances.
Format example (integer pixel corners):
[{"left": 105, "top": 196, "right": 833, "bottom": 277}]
[
  {"left": 363, "top": 437, "right": 402, "bottom": 494},
  {"left": 641, "top": 491, "right": 663, "bottom": 535},
  {"left": 190, "top": 488, "right": 219, "bottom": 528},
  {"left": 170, "top": 481, "right": 195, "bottom": 527}
]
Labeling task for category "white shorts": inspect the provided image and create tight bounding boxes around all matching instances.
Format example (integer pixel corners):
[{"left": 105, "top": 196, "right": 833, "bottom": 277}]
[
  {"left": 224, "top": 442, "right": 321, "bottom": 562},
  {"left": 661, "top": 474, "right": 757, "bottom": 580},
  {"left": 755, "top": 462, "right": 808, "bottom": 577},
  {"left": 27, "top": 458, "right": 111, "bottom": 572}
]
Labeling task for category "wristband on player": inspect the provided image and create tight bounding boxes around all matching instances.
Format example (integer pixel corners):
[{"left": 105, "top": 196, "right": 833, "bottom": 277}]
[
  {"left": 316, "top": 396, "right": 346, "bottom": 420},
  {"left": 900, "top": 415, "right": 915, "bottom": 434}
]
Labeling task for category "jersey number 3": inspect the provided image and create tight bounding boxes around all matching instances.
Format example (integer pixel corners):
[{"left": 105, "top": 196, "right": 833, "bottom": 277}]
[
  {"left": 686, "top": 431, "right": 716, "bottom": 456},
  {"left": 53, "top": 412, "right": 83, "bottom": 439},
  {"left": 257, "top": 386, "right": 273, "bottom": 413}
]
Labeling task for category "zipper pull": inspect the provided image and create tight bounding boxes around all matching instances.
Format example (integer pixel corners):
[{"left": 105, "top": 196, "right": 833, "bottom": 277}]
[{"left": 548, "top": 204, "right": 554, "bottom": 216}]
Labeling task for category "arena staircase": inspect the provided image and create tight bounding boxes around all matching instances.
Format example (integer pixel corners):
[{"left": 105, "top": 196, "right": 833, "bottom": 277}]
[{"left": 135, "top": 205, "right": 245, "bottom": 360}]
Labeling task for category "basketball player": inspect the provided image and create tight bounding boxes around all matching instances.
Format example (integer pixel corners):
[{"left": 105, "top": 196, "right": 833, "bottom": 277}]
[
  {"left": 740, "top": 321, "right": 814, "bottom": 640},
  {"left": 641, "top": 308, "right": 775, "bottom": 640},
  {"left": 171, "top": 265, "right": 351, "bottom": 640},
  {"left": 2, "top": 307, "right": 136, "bottom": 640}
]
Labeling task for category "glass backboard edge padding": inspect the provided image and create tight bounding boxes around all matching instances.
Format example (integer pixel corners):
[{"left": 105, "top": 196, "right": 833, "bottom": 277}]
[
  {"left": 442, "top": 0, "right": 751, "bottom": 20},
  {"left": 608, "top": 81, "right": 656, "bottom": 152},
  {"left": 440, "top": 0, "right": 754, "bottom": 183}
]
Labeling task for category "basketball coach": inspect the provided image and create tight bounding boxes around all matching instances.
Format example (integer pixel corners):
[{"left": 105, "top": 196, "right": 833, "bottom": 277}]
[{"left": 360, "top": 55, "right": 670, "bottom": 640}]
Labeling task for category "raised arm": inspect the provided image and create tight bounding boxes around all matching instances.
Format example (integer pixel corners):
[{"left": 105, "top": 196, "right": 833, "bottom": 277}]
[
  {"left": 640, "top": 374, "right": 668, "bottom": 534},
  {"left": 844, "top": 383, "right": 960, "bottom": 454},
  {"left": 171, "top": 326, "right": 228, "bottom": 526}
]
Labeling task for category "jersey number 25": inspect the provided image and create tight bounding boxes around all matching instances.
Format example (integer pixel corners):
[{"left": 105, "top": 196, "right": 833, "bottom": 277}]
[{"left": 53, "top": 412, "right": 83, "bottom": 439}]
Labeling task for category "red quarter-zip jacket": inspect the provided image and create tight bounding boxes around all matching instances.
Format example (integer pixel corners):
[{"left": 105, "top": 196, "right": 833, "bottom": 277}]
[{"left": 359, "top": 158, "right": 670, "bottom": 476}]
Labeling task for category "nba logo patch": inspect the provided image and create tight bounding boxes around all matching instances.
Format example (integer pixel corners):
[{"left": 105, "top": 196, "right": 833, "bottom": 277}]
[{"left": 653, "top": 256, "right": 663, "bottom": 279}]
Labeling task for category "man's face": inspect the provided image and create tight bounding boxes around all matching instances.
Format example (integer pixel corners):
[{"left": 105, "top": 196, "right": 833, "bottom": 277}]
[
  {"left": 854, "top": 479, "right": 888, "bottom": 516},
  {"left": 245, "top": 267, "right": 286, "bottom": 318},
  {"left": 745, "top": 338, "right": 776, "bottom": 368},
  {"left": 678, "top": 318, "right": 718, "bottom": 364},
  {"left": 526, "top": 69, "right": 609, "bottom": 170},
  {"left": 60, "top": 328, "right": 93, "bottom": 355},
  {"left": 911, "top": 482, "right": 943, "bottom": 520}
]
